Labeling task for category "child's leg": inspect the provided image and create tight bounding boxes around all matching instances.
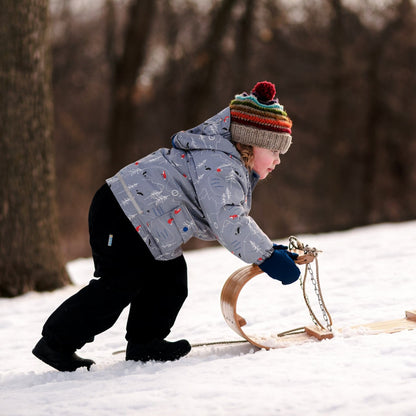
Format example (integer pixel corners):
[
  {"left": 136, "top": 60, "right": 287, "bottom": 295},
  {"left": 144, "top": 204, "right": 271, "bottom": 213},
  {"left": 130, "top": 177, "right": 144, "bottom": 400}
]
[
  {"left": 41, "top": 183, "right": 152, "bottom": 352},
  {"left": 126, "top": 254, "right": 188, "bottom": 344},
  {"left": 41, "top": 271, "right": 142, "bottom": 352}
]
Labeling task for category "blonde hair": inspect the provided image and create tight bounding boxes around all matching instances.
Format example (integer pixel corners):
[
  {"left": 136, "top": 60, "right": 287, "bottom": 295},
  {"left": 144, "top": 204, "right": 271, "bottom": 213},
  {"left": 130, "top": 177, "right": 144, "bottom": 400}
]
[{"left": 233, "top": 142, "right": 254, "bottom": 170}]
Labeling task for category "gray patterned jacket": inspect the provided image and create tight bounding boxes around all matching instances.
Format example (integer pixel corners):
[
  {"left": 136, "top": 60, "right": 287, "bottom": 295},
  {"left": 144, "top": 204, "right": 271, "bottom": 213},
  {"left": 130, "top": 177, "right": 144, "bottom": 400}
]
[{"left": 106, "top": 107, "right": 274, "bottom": 264}]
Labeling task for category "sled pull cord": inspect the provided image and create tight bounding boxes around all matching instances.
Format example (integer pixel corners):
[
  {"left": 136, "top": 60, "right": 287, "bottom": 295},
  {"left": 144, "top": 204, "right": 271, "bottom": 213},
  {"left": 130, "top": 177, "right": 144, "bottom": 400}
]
[{"left": 287, "top": 236, "right": 333, "bottom": 333}]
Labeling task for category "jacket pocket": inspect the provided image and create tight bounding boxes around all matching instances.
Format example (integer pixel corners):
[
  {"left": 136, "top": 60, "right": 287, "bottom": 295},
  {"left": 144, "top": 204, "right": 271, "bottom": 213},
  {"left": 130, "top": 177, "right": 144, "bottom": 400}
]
[
  {"left": 147, "top": 205, "right": 196, "bottom": 249},
  {"left": 170, "top": 205, "right": 196, "bottom": 244}
]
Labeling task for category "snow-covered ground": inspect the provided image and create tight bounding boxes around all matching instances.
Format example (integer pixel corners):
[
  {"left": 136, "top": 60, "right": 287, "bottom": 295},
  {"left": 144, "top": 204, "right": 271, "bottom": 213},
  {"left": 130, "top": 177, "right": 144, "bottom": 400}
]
[{"left": 1, "top": 221, "right": 415, "bottom": 416}]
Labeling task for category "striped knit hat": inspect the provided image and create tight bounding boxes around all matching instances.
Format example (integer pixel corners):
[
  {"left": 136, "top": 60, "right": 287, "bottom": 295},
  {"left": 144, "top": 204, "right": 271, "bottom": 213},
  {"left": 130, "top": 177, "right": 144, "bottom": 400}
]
[{"left": 229, "top": 81, "right": 292, "bottom": 153}]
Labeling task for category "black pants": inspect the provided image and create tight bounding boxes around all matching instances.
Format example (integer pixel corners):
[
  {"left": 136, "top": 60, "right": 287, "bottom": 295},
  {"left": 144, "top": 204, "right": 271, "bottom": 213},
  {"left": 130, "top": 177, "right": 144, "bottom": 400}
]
[{"left": 42, "top": 184, "right": 188, "bottom": 352}]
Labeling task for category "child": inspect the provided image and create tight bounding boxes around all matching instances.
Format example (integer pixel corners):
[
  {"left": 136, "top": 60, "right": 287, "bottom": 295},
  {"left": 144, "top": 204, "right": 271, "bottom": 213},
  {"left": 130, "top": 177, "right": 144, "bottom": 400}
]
[{"left": 32, "top": 81, "right": 300, "bottom": 372}]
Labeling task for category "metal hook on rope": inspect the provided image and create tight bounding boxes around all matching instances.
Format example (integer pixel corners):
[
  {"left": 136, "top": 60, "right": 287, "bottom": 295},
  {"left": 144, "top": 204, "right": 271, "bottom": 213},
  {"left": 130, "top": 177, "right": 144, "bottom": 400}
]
[{"left": 288, "top": 236, "right": 322, "bottom": 257}]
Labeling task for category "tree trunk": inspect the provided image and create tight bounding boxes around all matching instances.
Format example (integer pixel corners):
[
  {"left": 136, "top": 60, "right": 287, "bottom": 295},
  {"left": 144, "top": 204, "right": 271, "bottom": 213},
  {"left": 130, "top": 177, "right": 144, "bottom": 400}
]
[
  {"left": 0, "top": 0, "right": 70, "bottom": 297},
  {"left": 183, "top": 0, "right": 239, "bottom": 126},
  {"left": 323, "top": 0, "right": 358, "bottom": 229},
  {"left": 106, "top": 0, "right": 157, "bottom": 175},
  {"left": 232, "top": 0, "right": 256, "bottom": 92},
  {"left": 362, "top": 0, "right": 414, "bottom": 223}
]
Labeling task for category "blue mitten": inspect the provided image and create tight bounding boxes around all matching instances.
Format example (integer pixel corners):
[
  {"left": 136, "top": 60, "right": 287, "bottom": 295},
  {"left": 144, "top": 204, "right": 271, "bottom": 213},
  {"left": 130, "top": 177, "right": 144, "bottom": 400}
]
[
  {"left": 259, "top": 247, "right": 300, "bottom": 285},
  {"left": 273, "top": 244, "right": 299, "bottom": 261}
]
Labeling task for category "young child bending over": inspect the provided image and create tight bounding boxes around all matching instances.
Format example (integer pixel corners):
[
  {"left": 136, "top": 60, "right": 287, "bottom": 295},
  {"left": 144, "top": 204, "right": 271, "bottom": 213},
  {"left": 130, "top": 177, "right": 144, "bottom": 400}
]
[{"left": 33, "top": 81, "right": 300, "bottom": 371}]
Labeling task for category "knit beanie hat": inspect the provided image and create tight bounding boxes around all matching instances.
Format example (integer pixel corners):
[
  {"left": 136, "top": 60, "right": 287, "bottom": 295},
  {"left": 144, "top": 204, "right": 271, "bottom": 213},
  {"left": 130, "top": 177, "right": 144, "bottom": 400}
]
[{"left": 229, "top": 81, "right": 293, "bottom": 154}]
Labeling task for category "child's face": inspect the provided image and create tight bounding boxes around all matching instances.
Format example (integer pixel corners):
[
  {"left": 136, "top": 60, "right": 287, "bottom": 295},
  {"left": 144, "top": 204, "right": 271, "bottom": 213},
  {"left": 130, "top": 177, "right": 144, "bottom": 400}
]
[{"left": 252, "top": 147, "right": 281, "bottom": 179}]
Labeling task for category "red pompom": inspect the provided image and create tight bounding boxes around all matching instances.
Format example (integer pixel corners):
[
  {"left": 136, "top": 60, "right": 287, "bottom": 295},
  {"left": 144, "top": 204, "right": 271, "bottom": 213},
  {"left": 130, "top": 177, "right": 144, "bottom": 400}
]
[{"left": 251, "top": 81, "right": 276, "bottom": 102}]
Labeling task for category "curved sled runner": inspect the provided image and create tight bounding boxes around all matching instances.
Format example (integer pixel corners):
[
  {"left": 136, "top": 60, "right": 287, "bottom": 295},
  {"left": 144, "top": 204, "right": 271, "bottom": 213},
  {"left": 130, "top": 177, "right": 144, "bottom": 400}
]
[{"left": 220, "top": 255, "right": 320, "bottom": 349}]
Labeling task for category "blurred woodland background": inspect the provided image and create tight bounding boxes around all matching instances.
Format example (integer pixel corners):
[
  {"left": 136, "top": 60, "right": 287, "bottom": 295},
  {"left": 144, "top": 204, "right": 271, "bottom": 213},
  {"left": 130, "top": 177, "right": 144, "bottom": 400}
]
[
  {"left": 53, "top": 0, "right": 416, "bottom": 260},
  {"left": 1, "top": 0, "right": 416, "bottom": 295}
]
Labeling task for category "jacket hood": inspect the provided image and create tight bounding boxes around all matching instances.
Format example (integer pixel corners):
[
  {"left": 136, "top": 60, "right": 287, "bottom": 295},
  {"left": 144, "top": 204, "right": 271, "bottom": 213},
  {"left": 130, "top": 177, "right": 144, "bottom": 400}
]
[{"left": 171, "top": 108, "right": 240, "bottom": 159}]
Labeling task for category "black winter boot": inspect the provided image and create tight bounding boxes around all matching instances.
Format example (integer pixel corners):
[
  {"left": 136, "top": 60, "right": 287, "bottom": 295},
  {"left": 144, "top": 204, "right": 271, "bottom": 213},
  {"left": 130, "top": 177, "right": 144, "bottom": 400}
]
[
  {"left": 32, "top": 338, "right": 95, "bottom": 372},
  {"left": 126, "top": 339, "right": 191, "bottom": 362}
]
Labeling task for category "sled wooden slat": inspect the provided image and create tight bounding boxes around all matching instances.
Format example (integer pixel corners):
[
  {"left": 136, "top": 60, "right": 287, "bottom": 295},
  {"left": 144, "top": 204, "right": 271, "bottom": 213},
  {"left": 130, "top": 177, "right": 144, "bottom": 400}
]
[
  {"left": 351, "top": 312, "right": 416, "bottom": 334},
  {"left": 220, "top": 255, "right": 316, "bottom": 349}
]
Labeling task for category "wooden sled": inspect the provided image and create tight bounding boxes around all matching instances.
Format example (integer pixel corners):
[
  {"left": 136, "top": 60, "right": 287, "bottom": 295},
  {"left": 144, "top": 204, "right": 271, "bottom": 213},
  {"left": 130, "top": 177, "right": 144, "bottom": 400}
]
[{"left": 220, "top": 260, "right": 416, "bottom": 350}]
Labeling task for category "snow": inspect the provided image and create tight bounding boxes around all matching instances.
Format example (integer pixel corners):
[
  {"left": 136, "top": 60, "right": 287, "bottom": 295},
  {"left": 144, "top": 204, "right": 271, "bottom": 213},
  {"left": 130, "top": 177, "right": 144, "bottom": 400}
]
[{"left": 1, "top": 221, "right": 416, "bottom": 416}]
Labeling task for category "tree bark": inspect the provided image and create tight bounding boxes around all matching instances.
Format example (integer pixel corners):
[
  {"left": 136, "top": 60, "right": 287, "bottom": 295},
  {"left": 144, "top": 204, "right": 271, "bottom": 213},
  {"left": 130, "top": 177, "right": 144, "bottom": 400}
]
[
  {"left": 0, "top": 0, "right": 70, "bottom": 297},
  {"left": 106, "top": 0, "right": 157, "bottom": 174},
  {"left": 362, "top": 0, "right": 413, "bottom": 222},
  {"left": 323, "top": 0, "right": 357, "bottom": 228},
  {"left": 183, "top": 0, "right": 239, "bottom": 126},
  {"left": 232, "top": 0, "right": 256, "bottom": 92}
]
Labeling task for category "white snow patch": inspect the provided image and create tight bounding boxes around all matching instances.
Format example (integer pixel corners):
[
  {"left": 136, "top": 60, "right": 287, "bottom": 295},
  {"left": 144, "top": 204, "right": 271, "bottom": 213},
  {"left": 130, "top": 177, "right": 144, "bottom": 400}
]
[{"left": 1, "top": 221, "right": 416, "bottom": 415}]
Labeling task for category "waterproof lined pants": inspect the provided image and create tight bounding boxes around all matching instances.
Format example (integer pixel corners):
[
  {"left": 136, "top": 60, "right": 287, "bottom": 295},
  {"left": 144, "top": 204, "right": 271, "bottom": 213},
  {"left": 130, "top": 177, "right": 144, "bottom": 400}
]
[{"left": 42, "top": 184, "right": 188, "bottom": 352}]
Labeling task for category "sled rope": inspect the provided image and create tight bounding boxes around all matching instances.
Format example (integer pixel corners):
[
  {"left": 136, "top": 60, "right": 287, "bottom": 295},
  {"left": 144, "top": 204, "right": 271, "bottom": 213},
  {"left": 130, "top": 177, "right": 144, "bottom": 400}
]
[
  {"left": 190, "top": 340, "right": 249, "bottom": 348},
  {"left": 282, "top": 236, "right": 333, "bottom": 335},
  {"left": 276, "top": 327, "right": 308, "bottom": 337},
  {"left": 112, "top": 339, "right": 250, "bottom": 355}
]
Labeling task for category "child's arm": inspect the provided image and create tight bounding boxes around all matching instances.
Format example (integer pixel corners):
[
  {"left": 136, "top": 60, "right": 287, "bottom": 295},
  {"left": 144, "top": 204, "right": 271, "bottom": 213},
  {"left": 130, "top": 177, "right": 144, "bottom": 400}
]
[
  {"left": 190, "top": 151, "right": 300, "bottom": 284},
  {"left": 191, "top": 152, "right": 275, "bottom": 265}
]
